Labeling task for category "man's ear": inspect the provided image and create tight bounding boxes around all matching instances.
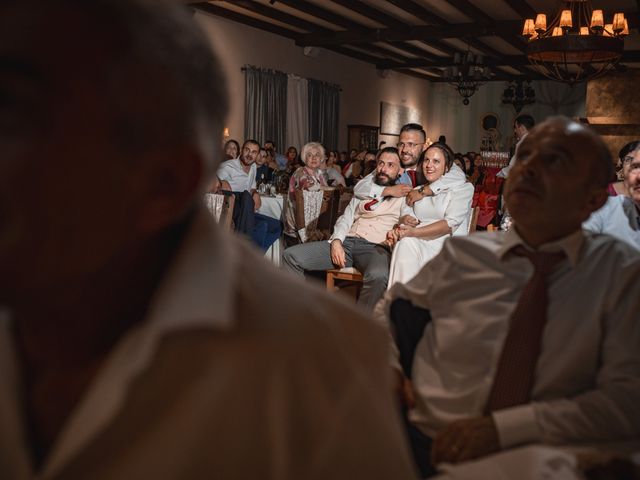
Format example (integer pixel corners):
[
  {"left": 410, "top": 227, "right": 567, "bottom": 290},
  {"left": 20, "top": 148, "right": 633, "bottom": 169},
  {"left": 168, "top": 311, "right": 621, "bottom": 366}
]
[{"left": 133, "top": 148, "right": 203, "bottom": 234}]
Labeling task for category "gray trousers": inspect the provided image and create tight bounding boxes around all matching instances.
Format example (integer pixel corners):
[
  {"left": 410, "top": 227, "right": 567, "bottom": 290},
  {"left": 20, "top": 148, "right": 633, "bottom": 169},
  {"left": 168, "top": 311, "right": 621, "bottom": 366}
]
[{"left": 282, "top": 237, "right": 391, "bottom": 311}]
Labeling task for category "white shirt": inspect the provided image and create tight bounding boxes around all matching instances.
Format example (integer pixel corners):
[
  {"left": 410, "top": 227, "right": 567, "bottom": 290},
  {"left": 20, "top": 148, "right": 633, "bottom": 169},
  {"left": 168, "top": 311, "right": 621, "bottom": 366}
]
[
  {"left": 354, "top": 164, "right": 467, "bottom": 200},
  {"left": 217, "top": 157, "right": 256, "bottom": 192},
  {"left": 583, "top": 195, "right": 640, "bottom": 251},
  {"left": 323, "top": 167, "right": 346, "bottom": 187},
  {"left": 1, "top": 211, "right": 417, "bottom": 480},
  {"left": 374, "top": 228, "right": 640, "bottom": 450},
  {"left": 401, "top": 182, "right": 474, "bottom": 235}
]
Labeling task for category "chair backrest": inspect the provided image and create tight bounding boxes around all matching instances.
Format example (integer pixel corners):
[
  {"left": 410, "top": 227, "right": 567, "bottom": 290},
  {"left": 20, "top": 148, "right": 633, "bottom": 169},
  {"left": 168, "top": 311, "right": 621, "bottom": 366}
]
[
  {"left": 293, "top": 188, "right": 340, "bottom": 242},
  {"left": 219, "top": 194, "right": 235, "bottom": 230}
]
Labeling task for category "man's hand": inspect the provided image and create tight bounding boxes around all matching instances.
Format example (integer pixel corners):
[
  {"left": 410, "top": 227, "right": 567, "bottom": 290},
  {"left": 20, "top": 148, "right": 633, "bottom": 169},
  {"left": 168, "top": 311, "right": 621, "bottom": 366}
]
[
  {"left": 252, "top": 191, "right": 262, "bottom": 211},
  {"left": 399, "top": 215, "right": 419, "bottom": 227},
  {"left": 382, "top": 184, "right": 412, "bottom": 198},
  {"left": 386, "top": 229, "right": 399, "bottom": 247},
  {"left": 330, "top": 239, "right": 346, "bottom": 268},
  {"left": 405, "top": 189, "right": 423, "bottom": 206},
  {"left": 431, "top": 416, "right": 500, "bottom": 465}
]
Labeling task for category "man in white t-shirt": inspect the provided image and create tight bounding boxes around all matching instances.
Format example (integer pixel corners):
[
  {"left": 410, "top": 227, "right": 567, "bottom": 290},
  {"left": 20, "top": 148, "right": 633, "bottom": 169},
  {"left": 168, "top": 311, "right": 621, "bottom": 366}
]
[{"left": 217, "top": 140, "right": 282, "bottom": 251}]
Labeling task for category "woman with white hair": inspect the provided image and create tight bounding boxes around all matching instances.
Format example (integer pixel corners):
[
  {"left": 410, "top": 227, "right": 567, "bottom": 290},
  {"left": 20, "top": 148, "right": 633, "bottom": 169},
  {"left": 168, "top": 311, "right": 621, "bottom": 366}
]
[{"left": 285, "top": 142, "right": 329, "bottom": 241}]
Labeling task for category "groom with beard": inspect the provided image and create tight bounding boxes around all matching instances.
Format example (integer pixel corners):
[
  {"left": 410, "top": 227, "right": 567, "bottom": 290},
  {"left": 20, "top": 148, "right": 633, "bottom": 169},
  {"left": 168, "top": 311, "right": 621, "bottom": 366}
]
[{"left": 284, "top": 147, "right": 404, "bottom": 310}]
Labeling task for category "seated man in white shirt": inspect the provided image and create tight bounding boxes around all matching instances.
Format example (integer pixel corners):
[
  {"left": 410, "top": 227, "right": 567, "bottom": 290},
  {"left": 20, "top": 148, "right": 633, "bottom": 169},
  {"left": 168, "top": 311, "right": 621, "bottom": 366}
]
[
  {"left": 354, "top": 123, "right": 466, "bottom": 206},
  {"left": 0, "top": 2, "right": 418, "bottom": 478},
  {"left": 217, "top": 140, "right": 282, "bottom": 251},
  {"left": 583, "top": 139, "right": 640, "bottom": 250},
  {"left": 374, "top": 117, "right": 640, "bottom": 477},
  {"left": 283, "top": 147, "right": 404, "bottom": 311}
]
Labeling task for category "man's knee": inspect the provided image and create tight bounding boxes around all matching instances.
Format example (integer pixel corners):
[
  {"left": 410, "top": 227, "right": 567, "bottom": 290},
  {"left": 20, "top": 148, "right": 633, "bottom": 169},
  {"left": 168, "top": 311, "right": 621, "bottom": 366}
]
[{"left": 363, "top": 263, "right": 390, "bottom": 285}]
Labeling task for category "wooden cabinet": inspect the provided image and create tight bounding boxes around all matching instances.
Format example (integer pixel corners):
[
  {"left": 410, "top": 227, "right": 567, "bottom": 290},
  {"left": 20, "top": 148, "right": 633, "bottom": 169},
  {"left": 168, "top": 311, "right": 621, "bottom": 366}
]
[{"left": 347, "top": 125, "right": 379, "bottom": 151}]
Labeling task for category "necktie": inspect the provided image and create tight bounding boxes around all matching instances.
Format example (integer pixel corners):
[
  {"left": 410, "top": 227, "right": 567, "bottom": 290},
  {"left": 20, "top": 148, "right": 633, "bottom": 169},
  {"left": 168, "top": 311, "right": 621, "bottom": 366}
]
[
  {"left": 407, "top": 169, "right": 417, "bottom": 187},
  {"left": 484, "top": 246, "right": 565, "bottom": 413},
  {"left": 364, "top": 199, "right": 379, "bottom": 211}
]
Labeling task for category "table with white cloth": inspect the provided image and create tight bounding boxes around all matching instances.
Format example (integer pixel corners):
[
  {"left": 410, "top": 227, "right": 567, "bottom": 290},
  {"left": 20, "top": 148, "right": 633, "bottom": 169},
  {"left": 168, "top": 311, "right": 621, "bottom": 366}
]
[{"left": 257, "top": 194, "right": 285, "bottom": 266}]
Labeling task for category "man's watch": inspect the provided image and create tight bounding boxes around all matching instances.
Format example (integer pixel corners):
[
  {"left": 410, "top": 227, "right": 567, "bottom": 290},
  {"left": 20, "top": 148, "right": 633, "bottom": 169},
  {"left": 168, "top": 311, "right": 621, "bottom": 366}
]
[{"left": 418, "top": 185, "right": 425, "bottom": 194}]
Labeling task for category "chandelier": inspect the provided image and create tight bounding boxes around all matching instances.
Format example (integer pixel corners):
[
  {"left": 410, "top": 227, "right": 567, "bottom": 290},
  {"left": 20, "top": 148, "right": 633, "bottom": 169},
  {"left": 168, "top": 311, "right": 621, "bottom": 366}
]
[
  {"left": 444, "top": 44, "right": 492, "bottom": 105},
  {"left": 502, "top": 80, "right": 536, "bottom": 112},
  {"left": 522, "top": 0, "right": 628, "bottom": 85}
]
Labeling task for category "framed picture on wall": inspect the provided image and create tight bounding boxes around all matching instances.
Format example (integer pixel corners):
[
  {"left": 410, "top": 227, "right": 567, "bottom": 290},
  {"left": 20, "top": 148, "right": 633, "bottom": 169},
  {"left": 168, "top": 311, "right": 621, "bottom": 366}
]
[{"left": 380, "top": 101, "right": 423, "bottom": 136}]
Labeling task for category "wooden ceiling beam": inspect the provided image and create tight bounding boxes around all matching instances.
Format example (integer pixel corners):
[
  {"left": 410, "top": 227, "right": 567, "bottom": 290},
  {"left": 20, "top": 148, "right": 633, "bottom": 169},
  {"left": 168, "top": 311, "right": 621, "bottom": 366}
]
[
  {"left": 296, "top": 21, "right": 523, "bottom": 46},
  {"left": 442, "top": 0, "right": 526, "bottom": 53},
  {"left": 328, "top": 0, "right": 451, "bottom": 58},
  {"left": 501, "top": 0, "right": 537, "bottom": 20},
  {"left": 191, "top": 2, "right": 434, "bottom": 81}
]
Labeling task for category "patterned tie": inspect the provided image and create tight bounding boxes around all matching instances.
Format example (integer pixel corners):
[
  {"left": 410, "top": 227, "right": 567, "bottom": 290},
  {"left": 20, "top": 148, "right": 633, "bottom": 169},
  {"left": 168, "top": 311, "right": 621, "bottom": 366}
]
[
  {"left": 407, "top": 169, "right": 417, "bottom": 187},
  {"left": 484, "top": 246, "right": 566, "bottom": 413}
]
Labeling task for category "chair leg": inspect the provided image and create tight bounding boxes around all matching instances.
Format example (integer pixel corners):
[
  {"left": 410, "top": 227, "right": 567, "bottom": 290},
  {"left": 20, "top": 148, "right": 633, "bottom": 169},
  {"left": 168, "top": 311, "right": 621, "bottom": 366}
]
[{"left": 326, "top": 272, "right": 335, "bottom": 291}]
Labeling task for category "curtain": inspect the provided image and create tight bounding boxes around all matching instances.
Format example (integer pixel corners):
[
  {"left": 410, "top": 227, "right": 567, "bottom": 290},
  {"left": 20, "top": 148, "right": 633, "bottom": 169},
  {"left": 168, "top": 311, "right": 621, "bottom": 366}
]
[
  {"left": 244, "top": 65, "right": 287, "bottom": 149},
  {"left": 308, "top": 79, "right": 340, "bottom": 151},
  {"left": 286, "top": 74, "right": 309, "bottom": 152}
]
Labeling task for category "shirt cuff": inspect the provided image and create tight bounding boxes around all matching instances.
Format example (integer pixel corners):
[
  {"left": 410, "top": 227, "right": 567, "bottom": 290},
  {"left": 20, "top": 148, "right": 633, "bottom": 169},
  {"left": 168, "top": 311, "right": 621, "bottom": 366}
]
[
  {"left": 328, "top": 234, "right": 346, "bottom": 244},
  {"left": 492, "top": 404, "right": 541, "bottom": 448}
]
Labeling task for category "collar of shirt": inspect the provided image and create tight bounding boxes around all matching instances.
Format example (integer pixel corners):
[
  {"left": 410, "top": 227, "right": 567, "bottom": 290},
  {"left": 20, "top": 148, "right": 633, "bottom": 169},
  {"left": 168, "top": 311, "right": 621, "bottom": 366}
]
[
  {"left": 0, "top": 209, "right": 238, "bottom": 478},
  {"left": 496, "top": 227, "right": 584, "bottom": 267}
]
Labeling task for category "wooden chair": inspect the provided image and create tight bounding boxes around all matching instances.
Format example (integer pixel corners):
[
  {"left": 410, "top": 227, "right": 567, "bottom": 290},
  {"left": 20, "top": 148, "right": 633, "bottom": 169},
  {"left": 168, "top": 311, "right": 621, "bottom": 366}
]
[
  {"left": 293, "top": 188, "right": 341, "bottom": 242},
  {"left": 326, "top": 267, "right": 364, "bottom": 300}
]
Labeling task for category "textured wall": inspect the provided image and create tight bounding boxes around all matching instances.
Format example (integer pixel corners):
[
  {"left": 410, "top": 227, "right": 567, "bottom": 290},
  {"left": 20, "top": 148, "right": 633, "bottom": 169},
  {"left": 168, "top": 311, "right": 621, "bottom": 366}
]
[{"left": 586, "top": 70, "right": 640, "bottom": 162}]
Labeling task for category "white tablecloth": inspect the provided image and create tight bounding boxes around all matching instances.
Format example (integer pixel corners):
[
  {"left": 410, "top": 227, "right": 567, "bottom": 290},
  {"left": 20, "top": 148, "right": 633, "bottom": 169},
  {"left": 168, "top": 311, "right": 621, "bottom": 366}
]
[{"left": 257, "top": 194, "right": 285, "bottom": 266}]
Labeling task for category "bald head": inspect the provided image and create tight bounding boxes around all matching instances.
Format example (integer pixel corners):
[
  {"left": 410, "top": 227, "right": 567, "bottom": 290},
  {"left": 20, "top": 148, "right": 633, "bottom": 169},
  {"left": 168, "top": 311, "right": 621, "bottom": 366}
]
[{"left": 505, "top": 116, "right": 611, "bottom": 246}]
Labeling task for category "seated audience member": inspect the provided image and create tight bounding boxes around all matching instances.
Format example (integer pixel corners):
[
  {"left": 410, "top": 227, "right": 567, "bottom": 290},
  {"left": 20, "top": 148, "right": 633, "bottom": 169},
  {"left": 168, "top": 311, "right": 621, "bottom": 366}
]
[
  {"left": 584, "top": 140, "right": 640, "bottom": 250},
  {"left": 463, "top": 153, "right": 480, "bottom": 185},
  {"left": 323, "top": 155, "right": 347, "bottom": 188},
  {"left": 327, "top": 150, "right": 343, "bottom": 173},
  {"left": 217, "top": 140, "right": 282, "bottom": 251},
  {"left": 223, "top": 138, "right": 240, "bottom": 160},
  {"left": 374, "top": 117, "right": 640, "bottom": 477},
  {"left": 343, "top": 150, "right": 370, "bottom": 185},
  {"left": 386, "top": 143, "right": 474, "bottom": 287},
  {"left": 338, "top": 150, "right": 349, "bottom": 169},
  {"left": 284, "top": 145, "right": 300, "bottom": 173},
  {"left": 283, "top": 148, "right": 405, "bottom": 311},
  {"left": 354, "top": 123, "right": 466, "bottom": 202},
  {"left": 607, "top": 141, "right": 634, "bottom": 196},
  {"left": 255, "top": 147, "right": 274, "bottom": 186},
  {"left": 453, "top": 153, "right": 466, "bottom": 174},
  {"left": 0, "top": 1, "right": 418, "bottom": 478},
  {"left": 264, "top": 140, "right": 288, "bottom": 171},
  {"left": 284, "top": 142, "right": 329, "bottom": 240}
]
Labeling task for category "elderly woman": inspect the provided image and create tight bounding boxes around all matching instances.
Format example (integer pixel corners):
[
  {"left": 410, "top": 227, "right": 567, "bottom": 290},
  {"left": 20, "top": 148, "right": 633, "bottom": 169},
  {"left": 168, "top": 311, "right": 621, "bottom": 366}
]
[
  {"left": 386, "top": 142, "right": 474, "bottom": 287},
  {"left": 284, "top": 142, "right": 329, "bottom": 240}
]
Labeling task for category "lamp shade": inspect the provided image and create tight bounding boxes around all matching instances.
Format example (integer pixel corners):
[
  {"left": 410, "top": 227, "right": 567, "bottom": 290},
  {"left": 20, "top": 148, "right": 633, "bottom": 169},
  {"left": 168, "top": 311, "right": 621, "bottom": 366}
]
[
  {"left": 559, "top": 10, "right": 572, "bottom": 29},
  {"left": 523, "top": 19, "right": 535, "bottom": 37},
  {"left": 535, "top": 14, "right": 547, "bottom": 33},
  {"left": 613, "top": 13, "right": 625, "bottom": 33},
  {"left": 590, "top": 10, "right": 604, "bottom": 29}
]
